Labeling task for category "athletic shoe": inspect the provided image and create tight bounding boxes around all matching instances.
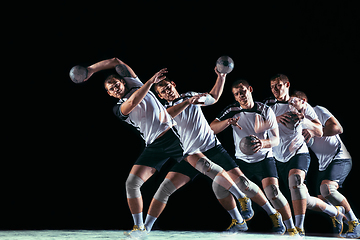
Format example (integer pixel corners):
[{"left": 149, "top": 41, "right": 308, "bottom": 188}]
[
  {"left": 342, "top": 219, "right": 360, "bottom": 239},
  {"left": 225, "top": 219, "right": 248, "bottom": 232},
  {"left": 295, "top": 227, "right": 305, "bottom": 237},
  {"left": 124, "top": 225, "right": 148, "bottom": 239},
  {"left": 269, "top": 212, "right": 286, "bottom": 235},
  {"left": 238, "top": 196, "right": 254, "bottom": 221},
  {"left": 287, "top": 228, "right": 300, "bottom": 237},
  {"left": 330, "top": 206, "right": 344, "bottom": 236}
]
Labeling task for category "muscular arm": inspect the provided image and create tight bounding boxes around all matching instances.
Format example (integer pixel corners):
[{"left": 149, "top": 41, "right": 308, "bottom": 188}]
[
  {"left": 303, "top": 118, "right": 323, "bottom": 138},
  {"left": 166, "top": 100, "right": 192, "bottom": 118},
  {"left": 210, "top": 119, "right": 230, "bottom": 134},
  {"left": 261, "top": 127, "right": 280, "bottom": 148},
  {"left": 323, "top": 116, "right": 343, "bottom": 136},
  {"left": 210, "top": 117, "right": 241, "bottom": 134},
  {"left": 208, "top": 68, "right": 227, "bottom": 103},
  {"left": 166, "top": 93, "right": 207, "bottom": 118},
  {"left": 121, "top": 69, "right": 167, "bottom": 116},
  {"left": 85, "top": 57, "right": 137, "bottom": 80}
]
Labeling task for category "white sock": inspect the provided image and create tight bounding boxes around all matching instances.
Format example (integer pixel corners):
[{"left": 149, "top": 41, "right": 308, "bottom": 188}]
[
  {"left": 228, "top": 207, "right": 244, "bottom": 223},
  {"left": 132, "top": 212, "right": 144, "bottom": 228},
  {"left": 229, "top": 185, "right": 246, "bottom": 199},
  {"left": 323, "top": 204, "right": 338, "bottom": 217},
  {"left": 261, "top": 201, "right": 277, "bottom": 215},
  {"left": 144, "top": 214, "right": 157, "bottom": 232},
  {"left": 295, "top": 214, "right": 305, "bottom": 230},
  {"left": 284, "top": 218, "right": 295, "bottom": 229},
  {"left": 346, "top": 209, "right": 357, "bottom": 222}
]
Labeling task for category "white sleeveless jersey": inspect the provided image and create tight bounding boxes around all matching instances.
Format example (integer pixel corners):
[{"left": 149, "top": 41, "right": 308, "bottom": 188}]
[
  {"left": 166, "top": 92, "right": 219, "bottom": 155},
  {"left": 216, "top": 101, "right": 277, "bottom": 163},
  {"left": 265, "top": 99, "right": 318, "bottom": 162},
  {"left": 113, "top": 77, "right": 176, "bottom": 146},
  {"left": 310, "top": 106, "right": 351, "bottom": 171}
]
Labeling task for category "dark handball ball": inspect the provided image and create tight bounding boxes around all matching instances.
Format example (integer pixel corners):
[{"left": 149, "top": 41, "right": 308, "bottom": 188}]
[
  {"left": 239, "top": 135, "right": 258, "bottom": 155},
  {"left": 69, "top": 65, "right": 88, "bottom": 83}
]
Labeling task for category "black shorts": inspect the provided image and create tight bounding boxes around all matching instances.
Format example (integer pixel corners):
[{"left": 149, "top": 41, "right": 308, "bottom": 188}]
[
  {"left": 134, "top": 129, "right": 183, "bottom": 171},
  {"left": 276, "top": 153, "right": 311, "bottom": 186},
  {"left": 316, "top": 158, "right": 352, "bottom": 195},
  {"left": 235, "top": 157, "right": 279, "bottom": 182},
  {"left": 169, "top": 144, "right": 238, "bottom": 180},
  {"left": 204, "top": 144, "right": 238, "bottom": 172}
]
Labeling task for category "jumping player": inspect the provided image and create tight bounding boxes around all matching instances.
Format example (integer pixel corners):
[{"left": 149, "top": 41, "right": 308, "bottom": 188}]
[
  {"left": 291, "top": 91, "right": 359, "bottom": 238},
  {"left": 264, "top": 74, "right": 324, "bottom": 236},
  {"left": 81, "top": 57, "right": 250, "bottom": 236},
  {"left": 145, "top": 68, "right": 285, "bottom": 233},
  {"left": 145, "top": 68, "right": 246, "bottom": 232},
  {"left": 211, "top": 79, "right": 296, "bottom": 236}
]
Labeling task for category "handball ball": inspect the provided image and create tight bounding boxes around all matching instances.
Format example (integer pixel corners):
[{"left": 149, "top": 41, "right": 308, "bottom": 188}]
[
  {"left": 239, "top": 135, "right": 258, "bottom": 155},
  {"left": 216, "top": 56, "right": 234, "bottom": 74},
  {"left": 69, "top": 65, "right": 88, "bottom": 83}
]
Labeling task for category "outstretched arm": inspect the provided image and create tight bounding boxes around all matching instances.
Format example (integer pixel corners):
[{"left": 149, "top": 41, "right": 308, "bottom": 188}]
[
  {"left": 210, "top": 117, "right": 241, "bottom": 134},
  {"left": 166, "top": 93, "right": 207, "bottom": 118},
  {"left": 121, "top": 68, "right": 167, "bottom": 116},
  {"left": 208, "top": 67, "right": 227, "bottom": 103},
  {"left": 84, "top": 57, "right": 137, "bottom": 81}
]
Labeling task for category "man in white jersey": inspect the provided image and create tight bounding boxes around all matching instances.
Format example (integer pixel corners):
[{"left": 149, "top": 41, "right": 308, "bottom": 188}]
[
  {"left": 146, "top": 69, "right": 284, "bottom": 233},
  {"left": 291, "top": 91, "right": 359, "bottom": 238},
  {"left": 81, "top": 57, "right": 250, "bottom": 237},
  {"left": 211, "top": 79, "right": 296, "bottom": 236},
  {"left": 265, "top": 74, "right": 323, "bottom": 236}
]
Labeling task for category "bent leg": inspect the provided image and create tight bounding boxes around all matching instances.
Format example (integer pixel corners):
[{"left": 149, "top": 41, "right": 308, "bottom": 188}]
[
  {"left": 263, "top": 177, "right": 292, "bottom": 220},
  {"left": 145, "top": 172, "right": 190, "bottom": 231}
]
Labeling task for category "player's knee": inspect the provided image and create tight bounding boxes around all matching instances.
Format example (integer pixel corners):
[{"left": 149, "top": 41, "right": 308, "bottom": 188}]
[
  {"left": 306, "top": 194, "right": 318, "bottom": 209},
  {"left": 288, "top": 173, "right": 307, "bottom": 200},
  {"left": 195, "top": 157, "right": 223, "bottom": 180},
  {"left": 212, "top": 181, "right": 230, "bottom": 200},
  {"left": 125, "top": 173, "right": 144, "bottom": 199},
  {"left": 236, "top": 175, "right": 259, "bottom": 198},
  {"left": 320, "top": 182, "right": 344, "bottom": 205},
  {"left": 153, "top": 178, "right": 177, "bottom": 204},
  {"left": 264, "top": 184, "right": 287, "bottom": 209}
]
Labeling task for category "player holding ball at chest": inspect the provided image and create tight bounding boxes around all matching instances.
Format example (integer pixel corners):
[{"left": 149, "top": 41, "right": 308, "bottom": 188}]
[{"left": 211, "top": 79, "right": 300, "bottom": 236}]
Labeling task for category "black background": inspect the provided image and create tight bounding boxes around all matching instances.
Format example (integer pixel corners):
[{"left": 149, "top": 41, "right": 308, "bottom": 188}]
[{"left": 3, "top": 0, "right": 359, "bottom": 235}]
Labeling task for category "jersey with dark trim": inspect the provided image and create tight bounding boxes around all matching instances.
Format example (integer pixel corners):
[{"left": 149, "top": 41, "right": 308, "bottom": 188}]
[
  {"left": 310, "top": 106, "right": 351, "bottom": 171},
  {"left": 113, "top": 77, "right": 175, "bottom": 146},
  {"left": 166, "top": 91, "right": 219, "bottom": 155},
  {"left": 264, "top": 98, "right": 318, "bottom": 162},
  {"left": 216, "top": 101, "right": 277, "bottom": 163}
]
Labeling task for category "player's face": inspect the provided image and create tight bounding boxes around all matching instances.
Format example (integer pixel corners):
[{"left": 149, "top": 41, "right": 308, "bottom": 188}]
[
  {"left": 270, "top": 79, "right": 289, "bottom": 101},
  {"left": 157, "top": 82, "right": 178, "bottom": 101},
  {"left": 232, "top": 84, "right": 253, "bottom": 108},
  {"left": 106, "top": 79, "right": 126, "bottom": 99}
]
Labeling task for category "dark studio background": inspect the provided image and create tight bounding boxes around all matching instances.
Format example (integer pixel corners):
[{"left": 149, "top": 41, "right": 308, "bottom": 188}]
[{"left": 3, "top": 0, "right": 359, "bottom": 235}]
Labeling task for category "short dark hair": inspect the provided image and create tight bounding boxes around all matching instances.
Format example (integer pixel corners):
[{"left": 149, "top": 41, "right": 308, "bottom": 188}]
[
  {"left": 232, "top": 79, "right": 250, "bottom": 89},
  {"left": 104, "top": 74, "right": 125, "bottom": 90},
  {"left": 153, "top": 77, "right": 171, "bottom": 94},
  {"left": 270, "top": 74, "right": 289, "bottom": 83},
  {"left": 291, "top": 90, "right": 308, "bottom": 102}
]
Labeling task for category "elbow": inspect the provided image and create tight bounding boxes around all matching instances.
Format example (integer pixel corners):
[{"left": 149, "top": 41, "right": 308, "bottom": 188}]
[
  {"left": 112, "top": 57, "right": 123, "bottom": 65},
  {"left": 336, "top": 125, "right": 344, "bottom": 135},
  {"left": 210, "top": 122, "right": 218, "bottom": 134}
]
